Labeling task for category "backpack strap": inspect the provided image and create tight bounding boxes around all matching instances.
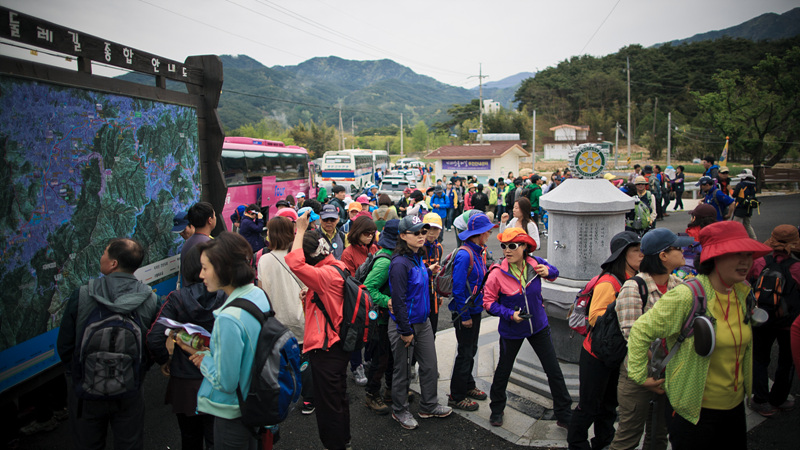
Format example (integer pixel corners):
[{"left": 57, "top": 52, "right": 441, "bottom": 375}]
[
  {"left": 631, "top": 276, "right": 649, "bottom": 312},
  {"left": 651, "top": 278, "right": 707, "bottom": 375}
]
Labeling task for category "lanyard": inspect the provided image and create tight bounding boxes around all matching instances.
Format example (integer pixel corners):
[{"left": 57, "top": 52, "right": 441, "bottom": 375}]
[{"left": 715, "top": 290, "right": 744, "bottom": 391}]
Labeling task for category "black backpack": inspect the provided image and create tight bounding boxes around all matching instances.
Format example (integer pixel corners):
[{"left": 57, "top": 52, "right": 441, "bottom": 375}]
[
  {"left": 753, "top": 256, "right": 800, "bottom": 326},
  {"left": 353, "top": 252, "right": 391, "bottom": 284},
  {"left": 224, "top": 298, "right": 302, "bottom": 428},
  {"left": 591, "top": 276, "right": 648, "bottom": 368},
  {"left": 505, "top": 188, "right": 516, "bottom": 208},
  {"left": 311, "top": 266, "right": 373, "bottom": 352}
]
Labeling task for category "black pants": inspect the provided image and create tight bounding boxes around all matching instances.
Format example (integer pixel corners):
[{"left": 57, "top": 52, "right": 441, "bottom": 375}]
[
  {"left": 752, "top": 325, "right": 794, "bottom": 406},
  {"left": 176, "top": 413, "right": 214, "bottom": 450},
  {"left": 655, "top": 194, "right": 664, "bottom": 219},
  {"left": 490, "top": 328, "right": 572, "bottom": 423},
  {"left": 450, "top": 312, "right": 482, "bottom": 401},
  {"left": 309, "top": 342, "right": 351, "bottom": 450},
  {"left": 673, "top": 188, "right": 684, "bottom": 210},
  {"left": 667, "top": 401, "right": 746, "bottom": 450},
  {"left": 365, "top": 323, "right": 393, "bottom": 396},
  {"left": 298, "top": 345, "right": 314, "bottom": 403},
  {"left": 567, "top": 347, "right": 619, "bottom": 450},
  {"left": 67, "top": 383, "right": 145, "bottom": 450}
]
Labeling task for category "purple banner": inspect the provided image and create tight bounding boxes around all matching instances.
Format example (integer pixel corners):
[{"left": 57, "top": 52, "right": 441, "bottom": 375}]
[{"left": 442, "top": 159, "right": 491, "bottom": 171}]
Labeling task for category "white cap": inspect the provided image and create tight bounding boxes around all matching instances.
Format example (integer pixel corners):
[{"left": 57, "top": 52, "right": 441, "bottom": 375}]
[{"left": 296, "top": 192, "right": 306, "bottom": 198}]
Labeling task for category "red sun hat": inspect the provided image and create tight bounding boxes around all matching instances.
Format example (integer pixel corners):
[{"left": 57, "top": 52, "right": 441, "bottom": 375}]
[
  {"left": 497, "top": 227, "right": 537, "bottom": 252},
  {"left": 698, "top": 221, "right": 772, "bottom": 264}
]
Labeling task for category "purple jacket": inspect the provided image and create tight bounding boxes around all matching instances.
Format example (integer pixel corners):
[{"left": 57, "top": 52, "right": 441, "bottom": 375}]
[{"left": 482, "top": 256, "right": 558, "bottom": 339}]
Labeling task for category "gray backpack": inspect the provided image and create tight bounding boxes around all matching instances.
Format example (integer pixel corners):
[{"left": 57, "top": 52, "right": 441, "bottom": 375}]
[{"left": 72, "top": 281, "right": 145, "bottom": 400}]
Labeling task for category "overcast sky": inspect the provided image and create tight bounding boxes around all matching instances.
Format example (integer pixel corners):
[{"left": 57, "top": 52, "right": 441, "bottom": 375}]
[{"left": 2, "top": 0, "right": 798, "bottom": 88}]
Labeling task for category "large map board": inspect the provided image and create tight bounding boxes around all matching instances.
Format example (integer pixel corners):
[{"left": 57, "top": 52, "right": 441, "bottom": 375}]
[{"left": 0, "top": 75, "right": 201, "bottom": 392}]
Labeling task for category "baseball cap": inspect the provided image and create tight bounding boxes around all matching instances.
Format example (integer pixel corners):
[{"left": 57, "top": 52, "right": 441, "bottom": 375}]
[
  {"left": 275, "top": 208, "right": 298, "bottom": 221},
  {"left": 696, "top": 176, "right": 713, "bottom": 186},
  {"left": 347, "top": 202, "right": 362, "bottom": 213},
  {"left": 296, "top": 192, "right": 306, "bottom": 198},
  {"left": 689, "top": 203, "right": 717, "bottom": 219},
  {"left": 640, "top": 228, "right": 695, "bottom": 256},
  {"left": 320, "top": 204, "right": 339, "bottom": 220},
  {"left": 634, "top": 176, "right": 648, "bottom": 185},
  {"left": 399, "top": 215, "right": 428, "bottom": 234},
  {"left": 171, "top": 211, "right": 190, "bottom": 232},
  {"left": 719, "top": 166, "right": 729, "bottom": 174},
  {"left": 275, "top": 200, "right": 290, "bottom": 208},
  {"left": 423, "top": 213, "right": 443, "bottom": 229},
  {"left": 297, "top": 206, "right": 319, "bottom": 222}
]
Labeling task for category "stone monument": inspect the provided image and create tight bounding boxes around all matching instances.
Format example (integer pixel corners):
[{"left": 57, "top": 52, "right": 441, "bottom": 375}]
[{"left": 540, "top": 144, "right": 634, "bottom": 362}]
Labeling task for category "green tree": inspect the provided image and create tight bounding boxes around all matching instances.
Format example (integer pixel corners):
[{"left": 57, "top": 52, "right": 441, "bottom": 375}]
[
  {"left": 288, "top": 121, "right": 338, "bottom": 158},
  {"left": 433, "top": 99, "right": 480, "bottom": 131},
  {"left": 693, "top": 46, "right": 799, "bottom": 175},
  {"left": 411, "top": 121, "right": 429, "bottom": 152},
  {"left": 230, "top": 117, "right": 293, "bottom": 143}
]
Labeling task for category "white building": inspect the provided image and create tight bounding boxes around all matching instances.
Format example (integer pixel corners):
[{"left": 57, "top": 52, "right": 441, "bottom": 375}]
[
  {"left": 482, "top": 99, "right": 501, "bottom": 115},
  {"left": 543, "top": 124, "right": 591, "bottom": 160},
  {"left": 426, "top": 141, "right": 530, "bottom": 183}
]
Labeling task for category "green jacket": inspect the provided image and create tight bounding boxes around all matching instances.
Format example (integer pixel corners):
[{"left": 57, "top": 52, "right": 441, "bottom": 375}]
[
  {"left": 528, "top": 185, "right": 542, "bottom": 209},
  {"left": 317, "top": 187, "right": 328, "bottom": 203},
  {"left": 626, "top": 275, "right": 752, "bottom": 425},
  {"left": 498, "top": 185, "right": 511, "bottom": 206},
  {"left": 363, "top": 248, "right": 393, "bottom": 324}
]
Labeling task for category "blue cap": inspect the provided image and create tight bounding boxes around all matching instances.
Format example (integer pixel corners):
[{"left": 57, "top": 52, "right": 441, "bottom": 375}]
[
  {"left": 641, "top": 228, "right": 695, "bottom": 256},
  {"left": 297, "top": 206, "right": 319, "bottom": 222},
  {"left": 458, "top": 212, "right": 498, "bottom": 240},
  {"left": 378, "top": 219, "right": 400, "bottom": 249},
  {"left": 171, "top": 211, "right": 190, "bottom": 232}
]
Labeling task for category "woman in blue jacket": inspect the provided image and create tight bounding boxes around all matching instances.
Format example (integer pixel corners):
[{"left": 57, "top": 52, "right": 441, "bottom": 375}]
[
  {"left": 183, "top": 232, "right": 272, "bottom": 450},
  {"left": 387, "top": 216, "right": 452, "bottom": 430},
  {"left": 238, "top": 204, "right": 265, "bottom": 253},
  {"left": 482, "top": 228, "right": 572, "bottom": 428},
  {"left": 448, "top": 212, "right": 497, "bottom": 411}
]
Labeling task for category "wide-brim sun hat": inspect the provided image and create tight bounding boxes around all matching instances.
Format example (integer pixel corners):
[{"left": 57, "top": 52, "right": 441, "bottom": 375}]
[
  {"left": 698, "top": 221, "right": 772, "bottom": 263},
  {"left": 458, "top": 212, "right": 498, "bottom": 240},
  {"left": 356, "top": 194, "right": 370, "bottom": 203},
  {"left": 378, "top": 219, "right": 400, "bottom": 249},
  {"left": 601, "top": 231, "right": 641, "bottom": 269},
  {"left": 634, "top": 176, "right": 648, "bottom": 185},
  {"left": 740, "top": 168, "right": 755, "bottom": 181},
  {"left": 763, "top": 224, "right": 800, "bottom": 254},
  {"left": 497, "top": 227, "right": 537, "bottom": 252}
]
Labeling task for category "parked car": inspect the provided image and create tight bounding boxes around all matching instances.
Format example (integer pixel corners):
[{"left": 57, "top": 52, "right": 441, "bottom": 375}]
[
  {"left": 379, "top": 179, "right": 411, "bottom": 202},
  {"left": 397, "top": 169, "right": 421, "bottom": 183}
]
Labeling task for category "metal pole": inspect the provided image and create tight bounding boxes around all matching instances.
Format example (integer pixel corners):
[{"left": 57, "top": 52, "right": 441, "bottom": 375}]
[
  {"left": 627, "top": 56, "right": 631, "bottom": 162},
  {"left": 400, "top": 113, "right": 404, "bottom": 156},
  {"left": 479, "top": 63, "right": 484, "bottom": 144},
  {"left": 667, "top": 112, "right": 672, "bottom": 166},
  {"left": 532, "top": 109, "right": 536, "bottom": 171},
  {"left": 615, "top": 121, "right": 619, "bottom": 167}
]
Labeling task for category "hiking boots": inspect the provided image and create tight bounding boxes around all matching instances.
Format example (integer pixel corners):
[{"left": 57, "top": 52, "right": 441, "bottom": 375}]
[
  {"left": 448, "top": 395, "right": 479, "bottom": 411},
  {"left": 489, "top": 412, "right": 504, "bottom": 427},
  {"left": 466, "top": 388, "right": 487, "bottom": 400},
  {"left": 365, "top": 392, "right": 390, "bottom": 415}
]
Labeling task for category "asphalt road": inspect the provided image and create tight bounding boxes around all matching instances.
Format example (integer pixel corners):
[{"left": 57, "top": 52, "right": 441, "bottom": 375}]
[{"left": 18, "top": 193, "right": 800, "bottom": 449}]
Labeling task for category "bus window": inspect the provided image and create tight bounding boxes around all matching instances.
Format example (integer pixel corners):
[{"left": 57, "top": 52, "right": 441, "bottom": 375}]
[
  {"left": 245, "top": 152, "right": 269, "bottom": 183},
  {"left": 221, "top": 150, "right": 247, "bottom": 186}
]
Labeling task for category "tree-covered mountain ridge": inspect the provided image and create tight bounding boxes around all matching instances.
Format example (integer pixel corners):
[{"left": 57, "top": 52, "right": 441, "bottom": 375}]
[{"left": 658, "top": 7, "right": 800, "bottom": 47}]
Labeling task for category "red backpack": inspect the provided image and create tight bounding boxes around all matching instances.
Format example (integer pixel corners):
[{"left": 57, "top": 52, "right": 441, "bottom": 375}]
[{"left": 566, "top": 273, "right": 621, "bottom": 336}]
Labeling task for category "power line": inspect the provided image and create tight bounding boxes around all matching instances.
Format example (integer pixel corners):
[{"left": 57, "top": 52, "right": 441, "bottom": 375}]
[{"left": 579, "top": 0, "right": 623, "bottom": 55}]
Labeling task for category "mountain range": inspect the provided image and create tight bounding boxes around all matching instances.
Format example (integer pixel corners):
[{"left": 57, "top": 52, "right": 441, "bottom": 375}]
[{"left": 118, "top": 8, "right": 800, "bottom": 131}]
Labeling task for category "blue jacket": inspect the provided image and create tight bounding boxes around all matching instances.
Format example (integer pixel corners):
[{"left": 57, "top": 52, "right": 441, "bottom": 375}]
[
  {"left": 239, "top": 216, "right": 265, "bottom": 253},
  {"left": 703, "top": 186, "right": 734, "bottom": 221},
  {"left": 389, "top": 253, "right": 431, "bottom": 335},
  {"left": 482, "top": 256, "right": 558, "bottom": 339},
  {"left": 196, "top": 284, "right": 270, "bottom": 419},
  {"left": 430, "top": 193, "right": 451, "bottom": 219},
  {"left": 449, "top": 240, "right": 487, "bottom": 318}
]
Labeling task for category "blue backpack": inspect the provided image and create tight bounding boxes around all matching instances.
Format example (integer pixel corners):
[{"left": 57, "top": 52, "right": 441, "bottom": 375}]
[{"left": 225, "top": 298, "right": 302, "bottom": 427}]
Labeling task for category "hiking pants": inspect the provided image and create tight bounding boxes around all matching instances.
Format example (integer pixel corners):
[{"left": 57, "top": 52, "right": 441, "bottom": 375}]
[
  {"left": 449, "top": 312, "right": 482, "bottom": 402},
  {"left": 388, "top": 318, "right": 440, "bottom": 414},
  {"left": 752, "top": 325, "right": 794, "bottom": 407},
  {"left": 309, "top": 342, "right": 351, "bottom": 450},
  {"left": 567, "top": 347, "right": 619, "bottom": 450},
  {"left": 610, "top": 365, "right": 667, "bottom": 450},
  {"left": 67, "top": 381, "right": 145, "bottom": 450},
  {"left": 365, "top": 323, "right": 393, "bottom": 396}
]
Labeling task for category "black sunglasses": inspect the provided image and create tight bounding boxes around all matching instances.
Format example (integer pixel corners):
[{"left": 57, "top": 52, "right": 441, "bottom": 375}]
[
  {"left": 362, "top": 231, "right": 375, "bottom": 237},
  {"left": 500, "top": 242, "right": 523, "bottom": 250},
  {"left": 406, "top": 228, "right": 429, "bottom": 236}
]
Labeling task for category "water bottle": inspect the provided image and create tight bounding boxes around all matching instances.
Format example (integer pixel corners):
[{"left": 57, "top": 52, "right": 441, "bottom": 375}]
[{"left": 176, "top": 330, "right": 207, "bottom": 349}]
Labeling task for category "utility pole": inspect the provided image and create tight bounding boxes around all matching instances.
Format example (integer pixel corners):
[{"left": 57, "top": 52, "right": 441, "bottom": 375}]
[
  {"left": 667, "top": 112, "right": 672, "bottom": 166},
  {"left": 351, "top": 117, "right": 355, "bottom": 147},
  {"left": 468, "top": 64, "right": 489, "bottom": 144},
  {"left": 400, "top": 113, "right": 404, "bottom": 156},
  {"left": 338, "top": 106, "right": 344, "bottom": 150},
  {"left": 627, "top": 56, "right": 631, "bottom": 162},
  {"left": 532, "top": 109, "right": 536, "bottom": 171},
  {"left": 615, "top": 121, "right": 619, "bottom": 167}
]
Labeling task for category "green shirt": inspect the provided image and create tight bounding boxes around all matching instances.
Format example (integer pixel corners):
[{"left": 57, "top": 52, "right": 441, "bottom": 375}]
[
  {"left": 317, "top": 187, "right": 328, "bottom": 203},
  {"left": 626, "top": 275, "right": 752, "bottom": 425}
]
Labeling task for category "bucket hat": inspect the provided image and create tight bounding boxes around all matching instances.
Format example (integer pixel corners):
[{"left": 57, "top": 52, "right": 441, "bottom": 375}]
[
  {"left": 698, "top": 221, "right": 772, "bottom": 263},
  {"left": 764, "top": 224, "right": 800, "bottom": 254},
  {"left": 378, "top": 219, "right": 400, "bottom": 249},
  {"left": 497, "top": 227, "right": 537, "bottom": 252},
  {"left": 601, "top": 231, "right": 641, "bottom": 269},
  {"left": 458, "top": 212, "right": 498, "bottom": 240},
  {"left": 689, "top": 203, "right": 717, "bottom": 219}
]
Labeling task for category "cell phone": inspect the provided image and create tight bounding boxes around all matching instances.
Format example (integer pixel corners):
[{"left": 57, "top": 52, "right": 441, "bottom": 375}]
[{"left": 519, "top": 312, "right": 532, "bottom": 319}]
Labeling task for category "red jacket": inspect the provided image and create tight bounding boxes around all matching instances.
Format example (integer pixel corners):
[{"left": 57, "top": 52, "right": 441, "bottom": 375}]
[
  {"left": 285, "top": 249, "right": 347, "bottom": 353},
  {"left": 340, "top": 243, "right": 377, "bottom": 276}
]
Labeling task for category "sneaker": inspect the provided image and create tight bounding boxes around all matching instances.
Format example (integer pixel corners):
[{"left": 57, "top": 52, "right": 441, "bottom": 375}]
[
  {"left": 53, "top": 408, "right": 69, "bottom": 422},
  {"left": 354, "top": 364, "right": 368, "bottom": 386},
  {"left": 779, "top": 396, "right": 795, "bottom": 411},
  {"left": 466, "top": 388, "right": 487, "bottom": 400},
  {"left": 365, "top": 392, "right": 390, "bottom": 415},
  {"left": 448, "top": 395, "right": 479, "bottom": 411},
  {"left": 301, "top": 401, "right": 315, "bottom": 415},
  {"left": 20, "top": 417, "right": 59, "bottom": 436},
  {"left": 418, "top": 404, "right": 452, "bottom": 419},
  {"left": 749, "top": 399, "right": 777, "bottom": 417},
  {"left": 392, "top": 410, "right": 419, "bottom": 430},
  {"left": 489, "top": 412, "right": 504, "bottom": 427}
]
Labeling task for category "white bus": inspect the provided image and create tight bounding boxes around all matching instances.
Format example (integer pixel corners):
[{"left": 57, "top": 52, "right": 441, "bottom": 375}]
[{"left": 320, "top": 149, "right": 390, "bottom": 195}]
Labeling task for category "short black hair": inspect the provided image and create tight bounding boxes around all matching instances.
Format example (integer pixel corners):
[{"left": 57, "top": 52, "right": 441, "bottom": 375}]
[
  {"left": 188, "top": 201, "right": 215, "bottom": 228},
  {"left": 702, "top": 155, "right": 715, "bottom": 164},
  {"left": 197, "top": 232, "right": 254, "bottom": 288},
  {"left": 332, "top": 185, "right": 346, "bottom": 194},
  {"left": 181, "top": 244, "right": 203, "bottom": 284},
  {"left": 639, "top": 253, "right": 668, "bottom": 275},
  {"left": 106, "top": 238, "right": 144, "bottom": 273},
  {"left": 304, "top": 199, "right": 323, "bottom": 214},
  {"left": 677, "top": 165, "right": 684, "bottom": 171},
  {"left": 634, "top": 164, "right": 641, "bottom": 170}
]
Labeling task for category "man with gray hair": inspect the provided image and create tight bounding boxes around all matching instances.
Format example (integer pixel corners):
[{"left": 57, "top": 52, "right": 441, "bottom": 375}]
[{"left": 57, "top": 238, "right": 159, "bottom": 450}]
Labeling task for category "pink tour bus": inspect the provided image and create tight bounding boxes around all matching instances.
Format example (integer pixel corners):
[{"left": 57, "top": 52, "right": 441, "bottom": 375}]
[{"left": 220, "top": 136, "right": 315, "bottom": 230}]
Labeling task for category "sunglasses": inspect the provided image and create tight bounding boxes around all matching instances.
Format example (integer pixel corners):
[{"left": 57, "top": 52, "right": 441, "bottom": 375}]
[
  {"left": 362, "top": 231, "right": 375, "bottom": 237},
  {"left": 405, "top": 229, "right": 429, "bottom": 236},
  {"left": 662, "top": 246, "right": 682, "bottom": 253},
  {"left": 500, "top": 242, "right": 523, "bottom": 250},
  {"left": 322, "top": 218, "right": 338, "bottom": 223}
]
